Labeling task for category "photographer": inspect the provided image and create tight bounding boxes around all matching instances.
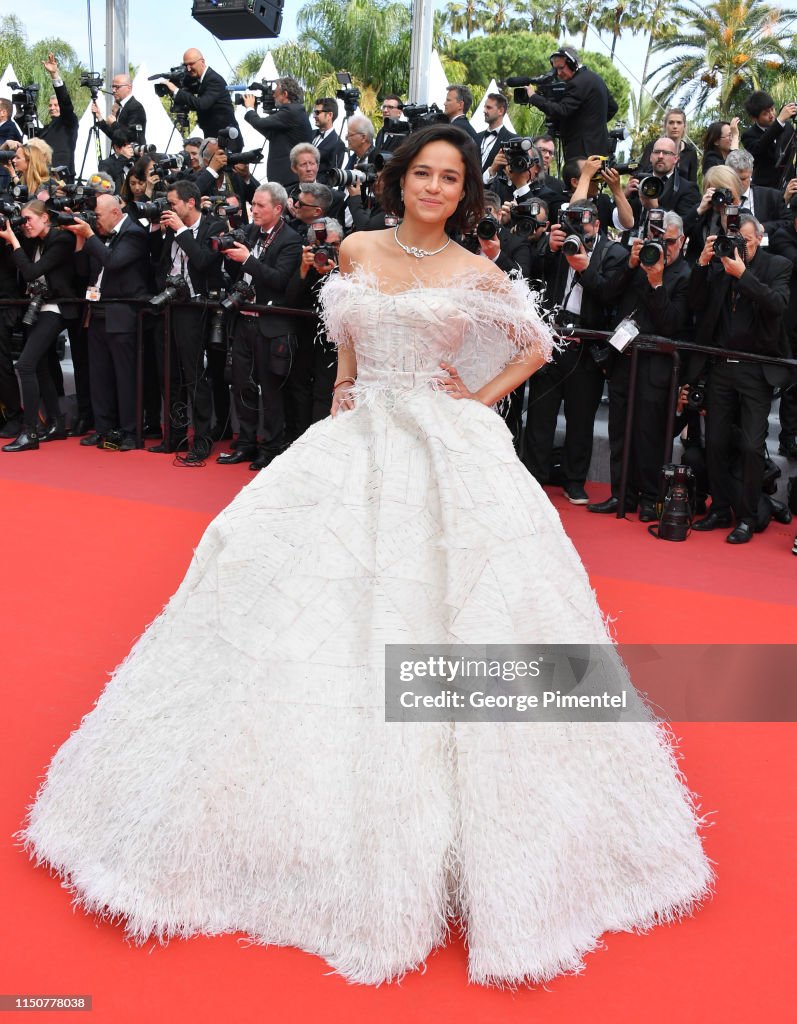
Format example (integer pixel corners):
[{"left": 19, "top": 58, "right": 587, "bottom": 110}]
[
  {"left": 640, "top": 109, "right": 698, "bottom": 183},
  {"left": 477, "top": 93, "right": 512, "bottom": 180},
  {"left": 286, "top": 182, "right": 334, "bottom": 240},
  {"left": 523, "top": 199, "right": 627, "bottom": 503},
  {"left": 741, "top": 91, "right": 796, "bottom": 188},
  {"left": 0, "top": 225, "right": 24, "bottom": 438},
  {"left": 243, "top": 77, "right": 313, "bottom": 188},
  {"left": 5, "top": 142, "right": 60, "bottom": 202},
  {"left": 587, "top": 211, "right": 692, "bottom": 519},
  {"left": 287, "top": 143, "right": 345, "bottom": 222},
  {"left": 36, "top": 53, "right": 79, "bottom": 180},
  {"left": 622, "top": 137, "right": 700, "bottom": 239},
  {"left": 767, "top": 205, "right": 797, "bottom": 458},
  {"left": 91, "top": 74, "right": 146, "bottom": 148},
  {"left": 344, "top": 115, "right": 375, "bottom": 168},
  {"left": 217, "top": 182, "right": 302, "bottom": 470},
  {"left": 311, "top": 98, "right": 346, "bottom": 173},
  {"left": 149, "top": 180, "right": 226, "bottom": 462},
  {"left": 477, "top": 190, "right": 532, "bottom": 279},
  {"left": 65, "top": 194, "right": 150, "bottom": 452},
  {"left": 689, "top": 214, "right": 791, "bottom": 543},
  {"left": 444, "top": 85, "right": 479, "bottom": 144},
  {"left": 194, "top": 137, "right": 258, "bottom": 221},
  {"left": 98, "top": 130, "right": 135, "bottom": 194},
  {"left": 701, "top": 119, "right": 740, "bottom": 175},
  {"left": 685, "top": 165, "right": 742, "bottom": 261},
  {"left": 568, "top": 154, "right": 633, "bottom": 231},
  {"left": 525, "top": 47, "right": 618, "bottom": 163},
  {"left": 0, "top": 100, "right": 23, "bottom": 189},
  {"left": 283, "top": 217, "right": 343, "bottom": 439},
  {"left": 0, "top": 199, "right": 77, "bottom": 451},
  {"left": 488, "top": 140, "right": 564, "bottom": 216},
  {"left": 725, "top": 149, "right": 791, "bottom": 234},
  {"left": 159, "top": 50, "right": 240, "bottom": 153}
]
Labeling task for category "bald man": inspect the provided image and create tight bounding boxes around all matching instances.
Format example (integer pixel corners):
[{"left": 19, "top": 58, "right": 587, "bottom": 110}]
[
  {"left": 91, "top": 73, "right": 147, "bottom": 147},
  {"left": 160, "top": 49, "right": 240, "bottom": 152}
]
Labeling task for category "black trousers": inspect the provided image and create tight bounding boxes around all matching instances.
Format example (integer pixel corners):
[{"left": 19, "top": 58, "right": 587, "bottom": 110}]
[
  {"left": 231, "top": 316, "right": 290, "bottom": 449},
  {"left": 284, "top": 322, "right": 336, "bottom": 441},
  {"left": 87, "top": 314, "right": 136, "bottom": 436},
  {"left": 66, "top": 320, "right": 93, "bottom": 424},
  {"left": 607, "top": 353, "right": 675, "bottom": 503},
  {"left": 523, "top": 342, "right": 605, "bottom": 487},
  {"left": 16, "top": 311, "right": 64, "bottom": 428},
  {"left": 0, "top": 310, "right": 22, "bottom": 421},
  {"left": 705, "top": 360, "right": 773, "bottom": 522},
  {"left": 171, "top": 306, "right": 213, "bottom": 442},
  {"left": 778, "top": 335, "right": 797, "bottom": 442}
]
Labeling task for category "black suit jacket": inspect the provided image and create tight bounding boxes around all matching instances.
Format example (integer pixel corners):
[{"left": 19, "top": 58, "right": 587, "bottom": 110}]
[
  {"left": 174, "top": 68, "right": 238, "bottom": 146},
  {"left": 688, "top": 246, "right": 792, "bottom": 385},
  {"left": 742, "top": 120, "right": 795, "bottom": 188},
  {"left": 78, "top": 216, "right": 151, "bottom": 333},
  {"left": 245, "top": 103, "right": 313, "bottom": 187},
  {"left": 449, "top": 115, "right": 479, "bottom": 143},
  {"left": 97, "top": 95, "right": 147, "bottom": 146},
  {"left": 152, "top": 215, "right": 225, "bottom": 294},
  {"left": 628, "top": 170, "right": 701, "bottom": 237},
  {"left": 640, "top": 139, "right": 698, "bottom": 182},
  {"left": 36, "top": 82, "right": 79, "bottom": 179},
  {"left": 745, "top": 185, "right": 790, "bottom": 234},
  {"left": 12, "top": 228, "right": 78, "bottom": 320},
  {"left": 226, "top": 221, "right": 303, "bottom": 338},
  {"left": 529, "top": 66, "right": 618, "bottom": 162},
  {"left": 477, "top": 125, "right": 512, "bottom": 174},
  {"left": 544, "top": 232, "right": 628, "bottom": 329},
  {"left": 765, "top": 220, "right": 797, "bottom": 339},
  {"left": 98, "top": 152, "right": 133, "bottom": 194},
  {"left": 314, "top": 130, "right": 346, "bottom": 173}
]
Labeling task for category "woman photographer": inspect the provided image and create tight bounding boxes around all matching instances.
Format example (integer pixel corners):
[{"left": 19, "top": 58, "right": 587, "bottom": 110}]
[
  {"left": 0, "top": 199, "right": 77, "bottom": 451},
  {"left": 686, "top": 165, "right": 743, "bottom": 260},
  {"left": 120, "top": 154, "right": 160, "bottom": 217},
  {"left": 701, "top": 118, "right": 740, "bottom": 175},
  {"left": 8, "top": 143, "right": 62, "bottom": 201}
]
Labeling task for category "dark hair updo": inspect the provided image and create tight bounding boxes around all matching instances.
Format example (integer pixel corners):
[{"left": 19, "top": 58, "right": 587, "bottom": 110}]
[{"left": 377, "top": 123, "right": 484, "bottom": 234}]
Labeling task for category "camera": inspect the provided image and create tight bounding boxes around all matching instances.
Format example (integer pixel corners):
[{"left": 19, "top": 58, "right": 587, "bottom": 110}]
[
  {"left": 558, "top": 206, "right": 595, "bottom": 254},
  {"left": 79, "top": 71, "right": 104, "bottom": 100},
  {"left": 55, "top": 211, "right": 98, "bottom": 230},
  {"left": 476, "top": 214, "right": 501, "bottom": 240},
  {"left": 148, "top": 67, "right": 195, "bottom": 99},
  {"left": 710, "top": 187, "right": 735, "bottom": 209},
  {"left": 22, "top": 281, "right": 48, "bottom": 328},
  {"left": 209, "top": 229, "right": 247, "bottom": 253},
  {"left": 228, "top": 80, "right": 277, "bottom": 112},
  {"left": 638, "top": 208, "right": 666, "bottom": 267},
  {"left": 637, "top": 175, "right": 664, "bottom": 200},
  {"left": 149, "top": 275, "right": 190, "bottom": 310},
  {"left": 8, "top": 82, "right": 40, "bottom": 130},
  {"left": 687, "top": 380, "right": 706, "bottom": 411},
  {"left": 656, "top": 463, "right": 696, "bottom": 541},
  {"left": 403, "top": 103, "right": 449, "bottom": 130},
  {"left": 320, "top": 163, "right": 377, "bottom": 188},
  {"left": 713, "top": 206, "right": 745, "bottom": 261},
  {"left": 0, "top": 200, "right": 23, "bottom": 232},
  {"left": 501, "top": 137, "right": 538, "bottom": 174},
  {"left": 502, "top": 71, "right": 567, "bottom": 107},
  {"left": 510, "top": 199, "right": 548, "bottom": 234},
  {"left": 335, "top": 71, "right": 360, "bottom": 118},
  {"left": 311, "top": 243, "right": 338, "bottom": 270},
  {"left": 134, "top": 197, "right": 170, "bottom": 223},
  {"left": 611, "top": 159, "right": 643, "bottom": 175},
  {"left": 220, "top": 279, "right": 256, "bottom": 312}
]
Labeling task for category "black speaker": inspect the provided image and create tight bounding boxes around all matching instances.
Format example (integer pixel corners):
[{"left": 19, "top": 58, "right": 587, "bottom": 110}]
[{"left": 191, "top": 0, "right": 283, "bottom": 40}]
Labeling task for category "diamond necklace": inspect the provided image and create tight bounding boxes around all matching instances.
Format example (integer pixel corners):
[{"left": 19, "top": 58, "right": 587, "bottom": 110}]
[{"left": 393, "top": 226, "right": 452, "bottom": 259}]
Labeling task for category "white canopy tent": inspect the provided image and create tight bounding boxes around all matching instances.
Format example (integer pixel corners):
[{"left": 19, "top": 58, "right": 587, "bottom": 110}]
[{"left": 469, "top": 80, "right": 516, "bottom": 135}]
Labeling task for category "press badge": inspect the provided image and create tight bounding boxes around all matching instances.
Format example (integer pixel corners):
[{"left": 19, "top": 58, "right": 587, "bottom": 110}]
[
  {"left": 85, "top": 286, "right": 101, "bottom": 302},
  {"left": 608, "top": 317, "right": 639, "bottom": 352}
]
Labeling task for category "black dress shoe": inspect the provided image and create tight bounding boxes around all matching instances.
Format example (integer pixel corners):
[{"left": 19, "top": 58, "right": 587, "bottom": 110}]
[
  {"left": 38, "top": 419, "right": 68, "bottom": 442},
  {"left": 0, "top": 417, "right": 23, "bottom": 438},
  {"left": 586, "top": 496, "right": 639, "bottom": 514},
  {"left": 692, "top": 510, "right": 733, "bottom": 532},
  {"left": 68, "top": 418, "right": 94, "bottom": 437},
  {"left": 778, "top": 436, "right": 797, "bottom": 459},
  {"left": 727, "top": 521, "right": 754, "bottom": 544},
  {"left": 2, "top": 427, "right": 39, "bottom": 452},
  {"left": 770, "top": 500, "right": 793, "bottom": 525},
  {"left": 79, "top": 431, "right": 105, "bottom": 447},
  {"left": 638, "top": 501, "right": 658, "bottom": 523},
  {"left": 217, "top": 447, "right": 257, "bottom": 465},
  {"left": 249, "top": 450, "right": 280, "bottom": 471},
  {"left": 118, "top": 435, "right": 139, "bottom": 452},
  {"left": 182, "top": 438, "right": 213, "bottom": 465}
]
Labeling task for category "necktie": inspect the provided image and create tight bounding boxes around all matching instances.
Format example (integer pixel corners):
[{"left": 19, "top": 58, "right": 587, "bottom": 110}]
[{"left": 740, "top": 195, "right": 749, "bottom": 207}]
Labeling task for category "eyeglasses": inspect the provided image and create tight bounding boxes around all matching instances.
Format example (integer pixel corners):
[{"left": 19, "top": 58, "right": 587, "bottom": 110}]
[
  {"left": 381, "top": 104, "right": 400, "bottom": 111},
  {"left": 111, "top": 84, "right": 126, "bottom": 90},
  {"left": 652, "top": 148, "right": 677, "bottom": 156},
  {"left": 663, "top": 237, "right": 683, "bottom": 247},
  {"left": 294, "top": 199, "right": 320, "bottom": 209}
]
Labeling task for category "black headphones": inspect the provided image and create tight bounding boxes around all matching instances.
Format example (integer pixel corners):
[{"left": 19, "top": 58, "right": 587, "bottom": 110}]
[{"left": 549, "top": 47, "right": 580, "bottom": 72}]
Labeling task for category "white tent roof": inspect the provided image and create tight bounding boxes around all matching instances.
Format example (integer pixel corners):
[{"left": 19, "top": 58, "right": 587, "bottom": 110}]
[
  {"left": 469, "top": 79, "right": 516, "bottom": 134},
  {"left": 133, "top": 62, "right": 185, "bottom": 154},
  {"left": 427, "top": 51, "right": 449, "bottom": 109},
  {"left": 74, "top": 101, "right": 101, "bottom": 179},
  {"left": 0, "top": 63, "right": 20, "bottom": 100}
]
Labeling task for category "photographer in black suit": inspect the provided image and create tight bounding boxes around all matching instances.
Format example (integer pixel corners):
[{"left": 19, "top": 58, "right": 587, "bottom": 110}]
[
  {"left": 37, "top": 53, "right": 79, "bottom": 180},
  {"left": 525, "top": 47, "right": 618, "bottom": 162},
  {"left": 689, "top": 214, "right": 791, "bottom": 543},
  {"left": 741, "top": 91, "right": 796, "bottom": 188},
  {"left": 623, "top": 136, "right": 701, "bottom": 240},
  {"left": 477, "top": 93, "right": 512, "bottom": 181},
  {"left": 725, "top": 149, "right": 790, "bottom": 234},
  {"left": 160, "top": 49, "right": 241, "bottom": 153},
  {"left": 523, "top": 199, "right": 627, "bottom": 503},
  {"left": 98, "top": 130, "right": 135, "bottom": 193},
  {"left": 218, "top": 183, "right": 302, "bottom": 470},
  {"left": 767, "top": 207, "right": 797, "bottom": 457},
  {"left": 243, "top": 77, "right": 313, "bottom": 188},
  {"left": 149, "top": 180, "right": 226, "bottom": 463},
  {"left": 588, "top": 211, "right": 692, "bottom": 519},
  {"left": 91, "top": 74, "right": 146, "bottom": 147},
  {"left": 444, "top": 85, "right": 479, "bottom": 144},
  {"left": 66, "top": 194, "right": 151, "bottom": 451},
  {"left": 311, "top": 98, "right": 346, "bottom": 174}
]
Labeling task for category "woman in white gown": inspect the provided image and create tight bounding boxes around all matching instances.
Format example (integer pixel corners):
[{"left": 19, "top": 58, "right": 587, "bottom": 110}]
[{"left": 21, "top": 125, "right": 711, "bottom": 987}]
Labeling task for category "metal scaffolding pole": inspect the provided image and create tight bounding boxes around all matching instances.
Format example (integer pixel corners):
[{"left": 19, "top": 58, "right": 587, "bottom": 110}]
[
  {"left": 408, "top": 0, "right": 434, "bottom": 104},
  {"left": 105, "top": 0, "right": 129, "bottom": 118}
]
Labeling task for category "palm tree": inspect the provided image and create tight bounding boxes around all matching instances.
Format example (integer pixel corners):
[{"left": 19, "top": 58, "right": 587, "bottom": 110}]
[
  {"left": 648, "top": 0, "right": 797, "bottom": 117},
  {"left": 481, "top": 0, "right": 514, "bottom": 33},
  {"left": 443, "top": 0, "right": 486, "bottom": 40},
  {"left": 567, "top": 0, "right": 603, "bottom": 48},
  {"left": 594, "top": 0, "right": 644, "bottom": 60}
]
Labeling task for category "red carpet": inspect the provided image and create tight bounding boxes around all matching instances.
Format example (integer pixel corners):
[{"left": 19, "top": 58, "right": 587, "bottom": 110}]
[{"left": 1, "top": 446, "right": 794, "bottom": 1022}]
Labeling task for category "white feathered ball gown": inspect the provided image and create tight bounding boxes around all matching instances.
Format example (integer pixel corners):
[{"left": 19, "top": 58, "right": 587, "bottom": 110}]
[{"left": 22, "top": 270, "right": 712, "bottom": 986}]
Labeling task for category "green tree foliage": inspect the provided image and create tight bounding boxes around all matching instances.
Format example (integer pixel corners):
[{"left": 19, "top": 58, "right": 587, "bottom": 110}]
[
  {"left": 648, "top": 0, "right": 797, "bottom": 118},
  {"left": 0, "top": 15, "right": 90, "bottom": 122}
]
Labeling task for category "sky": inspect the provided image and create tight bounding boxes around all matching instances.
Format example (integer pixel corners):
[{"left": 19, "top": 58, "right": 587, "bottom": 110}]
[{"left": 8, "top": 2, "right": 648, "bottom": 110}]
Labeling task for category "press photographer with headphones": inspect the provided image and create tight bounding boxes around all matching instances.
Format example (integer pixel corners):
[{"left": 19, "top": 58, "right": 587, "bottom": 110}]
[{"left": 525, "top": 47, "right": 618, "bottom": 163}]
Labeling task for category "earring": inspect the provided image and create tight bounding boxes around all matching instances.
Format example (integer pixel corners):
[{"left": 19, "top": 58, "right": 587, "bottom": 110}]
[{"left": 400, "top": 187, "right": 404, "bottom": 202}]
